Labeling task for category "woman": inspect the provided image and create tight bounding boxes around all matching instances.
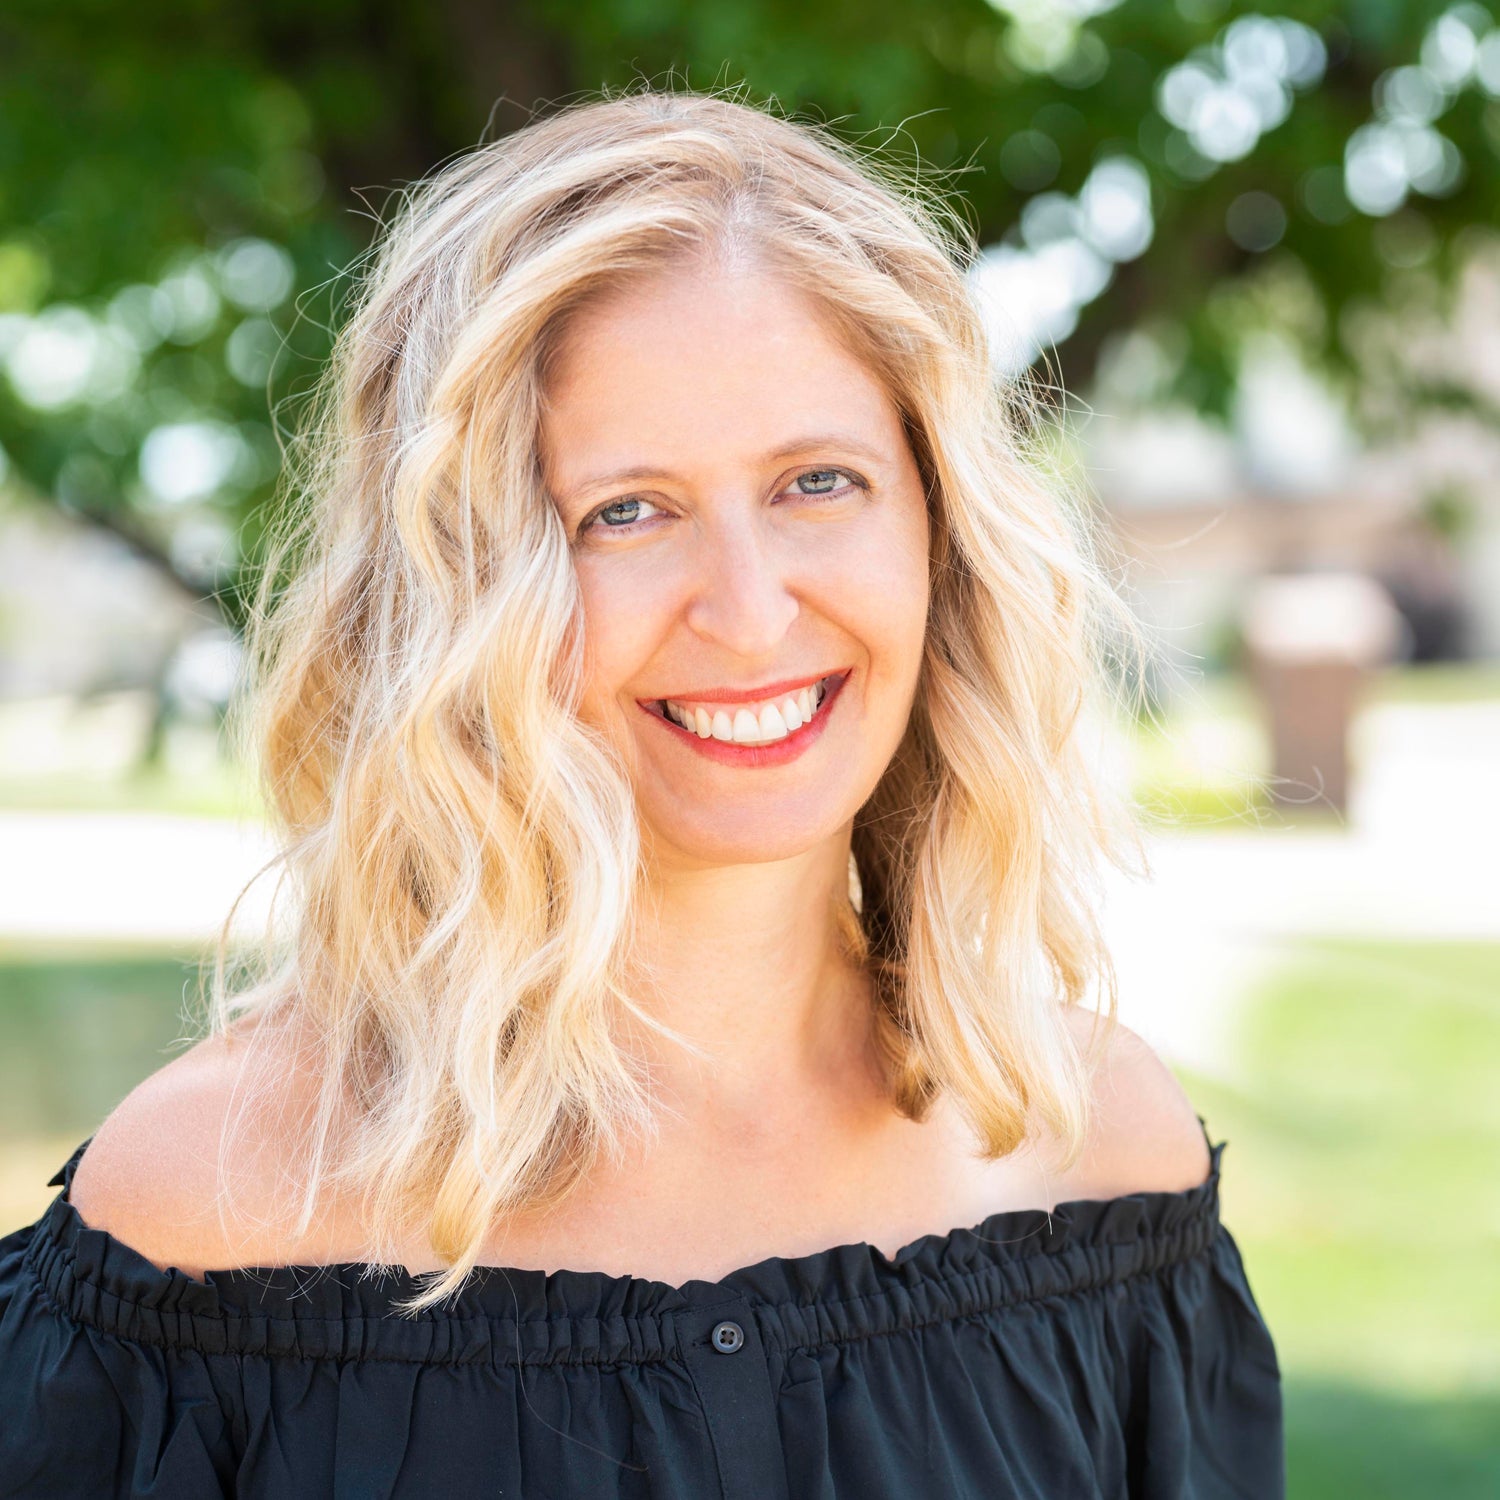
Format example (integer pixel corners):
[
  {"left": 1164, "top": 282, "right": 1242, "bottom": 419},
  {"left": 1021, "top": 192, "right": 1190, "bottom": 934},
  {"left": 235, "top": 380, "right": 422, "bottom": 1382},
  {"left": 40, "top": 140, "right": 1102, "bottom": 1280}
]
[{"left": 0, "top": 88, "right": 1283, "bottom": 1497}]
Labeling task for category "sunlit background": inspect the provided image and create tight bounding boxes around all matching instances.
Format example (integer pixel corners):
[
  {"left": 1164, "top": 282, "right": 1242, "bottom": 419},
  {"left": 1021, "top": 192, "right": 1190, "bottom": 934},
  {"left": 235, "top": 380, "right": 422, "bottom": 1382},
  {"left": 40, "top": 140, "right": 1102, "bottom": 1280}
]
[{"left": 2, "top": 3, "right": 1498, "bottom": 1493}]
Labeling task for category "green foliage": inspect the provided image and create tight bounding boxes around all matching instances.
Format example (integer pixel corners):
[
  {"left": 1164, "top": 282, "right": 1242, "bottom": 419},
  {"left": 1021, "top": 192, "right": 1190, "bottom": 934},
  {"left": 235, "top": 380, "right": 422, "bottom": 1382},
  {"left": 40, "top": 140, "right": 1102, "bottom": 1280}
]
[{"left": 2, "top": 0, "right": 1498, "bottom": 633}]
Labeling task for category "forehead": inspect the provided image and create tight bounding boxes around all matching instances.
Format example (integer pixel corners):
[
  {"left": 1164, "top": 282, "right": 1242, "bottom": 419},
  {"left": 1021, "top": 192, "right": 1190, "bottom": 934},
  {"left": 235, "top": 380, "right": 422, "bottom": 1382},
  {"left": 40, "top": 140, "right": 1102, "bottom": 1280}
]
[{"left": 538, "top": 262, "right": 900, "bottom": 492}]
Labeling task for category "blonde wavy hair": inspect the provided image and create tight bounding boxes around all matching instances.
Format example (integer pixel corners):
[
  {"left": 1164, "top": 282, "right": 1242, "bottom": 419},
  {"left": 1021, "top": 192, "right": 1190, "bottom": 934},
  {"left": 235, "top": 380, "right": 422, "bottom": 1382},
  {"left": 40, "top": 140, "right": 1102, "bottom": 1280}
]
[{"left": 205, "top": 83, "right": 1155, "bottom": 1313}]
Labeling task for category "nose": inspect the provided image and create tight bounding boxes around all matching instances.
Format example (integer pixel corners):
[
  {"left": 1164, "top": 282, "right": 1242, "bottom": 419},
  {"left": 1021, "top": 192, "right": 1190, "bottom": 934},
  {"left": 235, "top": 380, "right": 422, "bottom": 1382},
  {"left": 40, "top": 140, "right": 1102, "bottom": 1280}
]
[{"left": 681, "top": 510, "right": 802, "bottom": 658}]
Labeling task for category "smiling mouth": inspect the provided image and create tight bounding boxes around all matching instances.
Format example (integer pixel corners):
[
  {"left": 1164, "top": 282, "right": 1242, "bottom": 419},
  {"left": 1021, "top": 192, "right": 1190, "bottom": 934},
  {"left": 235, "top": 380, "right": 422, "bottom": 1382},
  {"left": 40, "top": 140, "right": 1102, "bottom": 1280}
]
[{"left": 644, "top": 670, "right": 849, "bottom": 745}]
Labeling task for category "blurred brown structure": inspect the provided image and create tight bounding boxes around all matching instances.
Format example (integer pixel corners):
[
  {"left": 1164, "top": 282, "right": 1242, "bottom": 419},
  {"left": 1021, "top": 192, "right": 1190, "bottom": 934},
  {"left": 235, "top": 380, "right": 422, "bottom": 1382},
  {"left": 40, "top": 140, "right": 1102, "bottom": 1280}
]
[{"left": 1239, "top": 572, "right": 1404, "bottom": 815}]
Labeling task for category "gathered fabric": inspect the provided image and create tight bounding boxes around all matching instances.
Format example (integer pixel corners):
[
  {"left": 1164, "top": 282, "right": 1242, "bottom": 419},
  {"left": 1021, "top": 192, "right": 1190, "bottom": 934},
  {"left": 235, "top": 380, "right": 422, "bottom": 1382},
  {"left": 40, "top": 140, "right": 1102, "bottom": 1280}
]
[{"left": 0, "top": 1117, "right": 1283, "bottom": 1498}]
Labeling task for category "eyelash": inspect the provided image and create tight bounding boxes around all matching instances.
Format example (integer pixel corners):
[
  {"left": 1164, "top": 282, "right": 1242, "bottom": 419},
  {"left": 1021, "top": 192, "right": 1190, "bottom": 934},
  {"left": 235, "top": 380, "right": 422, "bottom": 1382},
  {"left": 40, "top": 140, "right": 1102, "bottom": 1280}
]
[{"left": 576, "top": 467, "right": 869, "bottom": 539}]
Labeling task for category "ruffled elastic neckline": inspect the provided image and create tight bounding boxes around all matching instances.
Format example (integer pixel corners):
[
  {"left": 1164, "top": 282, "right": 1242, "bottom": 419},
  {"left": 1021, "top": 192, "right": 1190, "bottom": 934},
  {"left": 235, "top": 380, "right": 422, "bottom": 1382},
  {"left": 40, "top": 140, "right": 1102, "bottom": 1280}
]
[{"left": 20, "top": 1118, "right": 1228, "bottom": 1366}]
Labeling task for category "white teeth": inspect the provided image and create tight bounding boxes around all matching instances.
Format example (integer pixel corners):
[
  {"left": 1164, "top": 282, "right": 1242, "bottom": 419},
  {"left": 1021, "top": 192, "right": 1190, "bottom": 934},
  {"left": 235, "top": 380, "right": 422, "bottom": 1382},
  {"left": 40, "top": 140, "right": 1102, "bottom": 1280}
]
[
  {"left": 664, "top": 679, "right": 830, "bottom": 745},
  {"left": 735, "top": 706, "right": 766, "bottom": 740}
]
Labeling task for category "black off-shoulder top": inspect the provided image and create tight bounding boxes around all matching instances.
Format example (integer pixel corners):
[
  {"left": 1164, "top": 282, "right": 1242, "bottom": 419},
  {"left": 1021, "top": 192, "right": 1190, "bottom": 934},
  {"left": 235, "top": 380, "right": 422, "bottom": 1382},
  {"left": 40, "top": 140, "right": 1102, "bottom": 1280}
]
[{"left": 0, "top": 1117, "right": 1283, "bottom": 1498}]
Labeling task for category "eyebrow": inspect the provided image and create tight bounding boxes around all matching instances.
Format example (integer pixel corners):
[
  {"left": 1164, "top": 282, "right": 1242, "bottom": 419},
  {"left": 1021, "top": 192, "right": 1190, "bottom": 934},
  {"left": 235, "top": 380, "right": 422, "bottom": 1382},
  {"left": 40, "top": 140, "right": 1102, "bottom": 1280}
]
[{"left": 559, "top": 431, "right": 889, "bottom": 502}]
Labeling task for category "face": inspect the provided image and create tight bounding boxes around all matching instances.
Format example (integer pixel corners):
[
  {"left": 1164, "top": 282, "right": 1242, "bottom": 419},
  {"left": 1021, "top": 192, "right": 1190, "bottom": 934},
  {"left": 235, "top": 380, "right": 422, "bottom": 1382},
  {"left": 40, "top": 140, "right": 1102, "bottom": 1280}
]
[{"left": 538, "top": 256, "right": 931, "bottom": 870}]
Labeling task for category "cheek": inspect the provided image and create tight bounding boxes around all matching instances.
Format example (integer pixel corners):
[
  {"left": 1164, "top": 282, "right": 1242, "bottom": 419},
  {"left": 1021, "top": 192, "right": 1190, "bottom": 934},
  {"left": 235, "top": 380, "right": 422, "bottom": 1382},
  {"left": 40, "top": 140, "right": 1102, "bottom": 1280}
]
[
  {"left": 575, "top": 567, "right": 666, "bottom": 712},
  {"left": 846, "top": 511, "right": 930, "bottom": 658}
]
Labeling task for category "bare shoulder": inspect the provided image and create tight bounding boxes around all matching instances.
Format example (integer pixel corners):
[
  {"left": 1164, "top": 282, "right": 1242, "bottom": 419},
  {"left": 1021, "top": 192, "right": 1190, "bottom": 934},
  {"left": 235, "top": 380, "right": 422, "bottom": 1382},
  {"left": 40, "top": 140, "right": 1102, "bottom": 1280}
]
[
  {"left": 1046, "top": 1006, "right": 1212, "bottom": 1200},
  {"left": 68, "top": 1021, "right": 327, "bottom": 1279}
]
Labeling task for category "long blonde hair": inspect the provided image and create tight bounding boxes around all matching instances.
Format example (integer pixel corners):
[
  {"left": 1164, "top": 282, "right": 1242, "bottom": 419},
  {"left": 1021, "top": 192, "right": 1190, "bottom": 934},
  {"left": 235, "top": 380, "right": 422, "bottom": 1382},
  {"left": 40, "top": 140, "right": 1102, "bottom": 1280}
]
[{"left": 206, "top": 83, "right": 1153, "bottom": 1312}]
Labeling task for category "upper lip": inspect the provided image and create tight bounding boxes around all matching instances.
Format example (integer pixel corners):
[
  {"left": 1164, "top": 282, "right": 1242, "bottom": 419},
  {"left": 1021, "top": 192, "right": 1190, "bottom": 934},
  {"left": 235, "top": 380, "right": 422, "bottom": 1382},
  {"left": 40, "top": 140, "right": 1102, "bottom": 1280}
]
[{"left": 640, "top": 669, "right": 848, "bottom": 706}]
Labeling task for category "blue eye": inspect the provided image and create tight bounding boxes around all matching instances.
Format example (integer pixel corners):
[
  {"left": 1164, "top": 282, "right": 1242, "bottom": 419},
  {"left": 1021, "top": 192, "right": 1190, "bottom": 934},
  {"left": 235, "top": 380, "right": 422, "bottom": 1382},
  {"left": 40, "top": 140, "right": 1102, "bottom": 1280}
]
[
  {"left": 794, "top": 468, "right": 859, "bottom": 495},
  {"left": 578, "top": 467, "right": 865, "bottom": 540},
  {"left": 588, "top": 496, "right": 663, "bottom": 532}
]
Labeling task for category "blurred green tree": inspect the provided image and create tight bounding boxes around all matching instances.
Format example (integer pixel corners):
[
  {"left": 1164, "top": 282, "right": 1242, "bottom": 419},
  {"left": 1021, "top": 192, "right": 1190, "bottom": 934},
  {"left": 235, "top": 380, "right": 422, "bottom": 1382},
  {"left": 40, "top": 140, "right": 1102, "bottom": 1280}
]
[{"left": 1, "top": 0, "right": 1496, "bottom": 638}]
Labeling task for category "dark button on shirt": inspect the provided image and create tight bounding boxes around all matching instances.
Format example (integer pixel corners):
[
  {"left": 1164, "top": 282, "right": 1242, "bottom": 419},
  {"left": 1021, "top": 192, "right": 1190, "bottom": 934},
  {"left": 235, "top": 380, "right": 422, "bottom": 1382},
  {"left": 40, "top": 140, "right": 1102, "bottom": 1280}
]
[{"left": 711, "top": 1319, "right": 744, "bottom": 1353}]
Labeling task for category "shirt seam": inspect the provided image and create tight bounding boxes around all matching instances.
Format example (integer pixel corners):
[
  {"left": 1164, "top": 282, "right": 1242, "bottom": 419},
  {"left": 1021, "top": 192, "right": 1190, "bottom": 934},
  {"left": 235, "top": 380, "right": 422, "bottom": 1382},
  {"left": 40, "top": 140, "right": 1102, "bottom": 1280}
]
[
  {"left": 742, "top": 1211, "right": 1218, "bottom": 1334},
  {"left": 770, "top": 1234, "right": 1222, "bottom": 1357},
  {"left": 23, "top": 1202, "right": 1215, "bottom": 1338},
  {"left": 20, "top": 1225, "right": 1224, "bottom": 1370},
  {"left": 23, "top": 1259, "right": 682, "bottom": 1369}
]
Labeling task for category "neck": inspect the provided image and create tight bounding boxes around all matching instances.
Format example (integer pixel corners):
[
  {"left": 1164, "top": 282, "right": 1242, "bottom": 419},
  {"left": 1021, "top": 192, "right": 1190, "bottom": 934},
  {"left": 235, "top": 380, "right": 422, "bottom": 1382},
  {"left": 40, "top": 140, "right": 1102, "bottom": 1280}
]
[{"left": 622, "top": 834, "right": 882, "bottom": 1127}]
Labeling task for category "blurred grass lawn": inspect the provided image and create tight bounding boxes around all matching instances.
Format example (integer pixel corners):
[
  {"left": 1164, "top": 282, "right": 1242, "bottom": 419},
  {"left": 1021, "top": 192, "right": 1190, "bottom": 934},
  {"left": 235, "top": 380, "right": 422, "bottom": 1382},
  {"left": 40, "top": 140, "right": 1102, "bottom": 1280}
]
[
  {"left": 1, "top": 935, "right": 1496, "bottom": 1495},
  {"left": 1180, "top": 936, "right": 1500, "bottom": 1496}
]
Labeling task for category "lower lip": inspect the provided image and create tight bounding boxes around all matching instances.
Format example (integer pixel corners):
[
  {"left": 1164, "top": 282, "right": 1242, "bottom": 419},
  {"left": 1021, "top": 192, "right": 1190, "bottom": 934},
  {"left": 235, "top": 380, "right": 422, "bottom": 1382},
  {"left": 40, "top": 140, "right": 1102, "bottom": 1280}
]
[{"left": 639, "top": 672, "right": 851, "bottom": 767}]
